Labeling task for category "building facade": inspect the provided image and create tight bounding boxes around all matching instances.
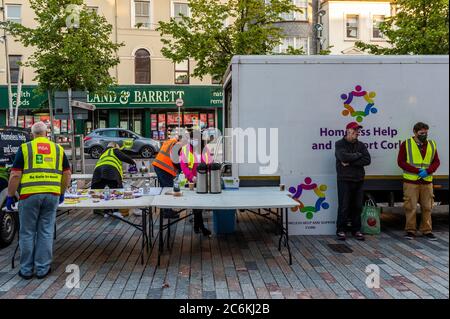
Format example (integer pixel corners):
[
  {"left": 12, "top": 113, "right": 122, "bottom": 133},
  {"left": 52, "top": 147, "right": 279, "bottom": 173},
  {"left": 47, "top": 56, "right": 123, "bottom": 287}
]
[
  {"left": 320, "top": 0, "right": 392, "bottom": 54},
  {"left": 273, "top": 0, "right": 319, "bottom": 55},
  {"left": 0, "top": 0, "right": 223, "bottom": 138}
]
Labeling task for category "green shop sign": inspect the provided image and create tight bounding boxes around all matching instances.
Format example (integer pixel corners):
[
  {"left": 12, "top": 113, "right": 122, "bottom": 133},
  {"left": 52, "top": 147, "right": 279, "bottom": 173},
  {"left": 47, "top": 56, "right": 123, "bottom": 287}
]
[
  {"left": 88, "top": 85, "right": 223, "bottom": 109},
  {"left": 0, "top": 86, "right": 47, "bottom": 110},
  {"left": 0, "top": 85, "right": 223, "bottom": 110}
]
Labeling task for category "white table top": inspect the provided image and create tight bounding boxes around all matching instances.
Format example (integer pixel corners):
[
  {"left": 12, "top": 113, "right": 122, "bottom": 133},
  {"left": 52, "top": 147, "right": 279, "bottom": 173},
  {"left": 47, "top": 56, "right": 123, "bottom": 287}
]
[
  {"left": 59, "top": 195, "right": 154, "bottom": 210},
  {"left": 152, "top": 187, "right": 298, "bottom": 210},
  {"left": 71, "top": 172, "right": 157, "bottom": 180}
]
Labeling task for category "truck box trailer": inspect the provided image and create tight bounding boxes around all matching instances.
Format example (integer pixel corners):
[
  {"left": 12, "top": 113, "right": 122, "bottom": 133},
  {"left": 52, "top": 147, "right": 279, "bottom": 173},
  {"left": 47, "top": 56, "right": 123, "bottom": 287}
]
[{"left": 222, "top": 55, "right": 449, "bottom": 235}]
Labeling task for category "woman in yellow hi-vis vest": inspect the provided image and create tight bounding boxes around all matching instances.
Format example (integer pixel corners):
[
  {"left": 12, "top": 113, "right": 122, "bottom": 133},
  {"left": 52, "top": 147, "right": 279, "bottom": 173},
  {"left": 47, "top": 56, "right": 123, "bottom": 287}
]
[
  {"left": 397, "top": 122, "right": 441, "bottom": 241},
  {"left": 6, "top": 122, "right": 71, "bottom": 280}
]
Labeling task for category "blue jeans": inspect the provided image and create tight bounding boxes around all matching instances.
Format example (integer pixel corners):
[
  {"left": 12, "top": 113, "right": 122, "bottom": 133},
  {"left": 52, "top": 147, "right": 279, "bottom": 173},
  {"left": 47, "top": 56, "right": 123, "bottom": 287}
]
[{"left": 18, "top": 194, "right": 59, "bottom": 276}]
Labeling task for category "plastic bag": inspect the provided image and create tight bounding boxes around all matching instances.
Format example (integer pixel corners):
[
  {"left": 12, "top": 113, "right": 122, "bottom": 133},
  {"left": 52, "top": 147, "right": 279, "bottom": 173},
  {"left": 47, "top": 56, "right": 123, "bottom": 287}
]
[{"left": 361, "top": 200, "right": 381, "bottom": 235}]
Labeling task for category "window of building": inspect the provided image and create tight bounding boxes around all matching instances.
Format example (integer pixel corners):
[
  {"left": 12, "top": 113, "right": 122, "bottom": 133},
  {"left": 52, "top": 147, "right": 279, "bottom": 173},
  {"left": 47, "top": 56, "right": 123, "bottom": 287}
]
[
  {"left": 86, "top": 6, "right": 98, "bottom": 14},
  {"left": 346, "top": 14, "right": 359, "bottom": 39},
  {"left": 9, "top": 55, "right": 22, "bottom": 84},
  {"left": 174, "top": 60, "right": 189, "bottom": 84},
  {"left": 134, "top": 0, "right": 151, "bottom": 28},
  {"left": 280, "top": 0, "right": 308, "bottom": 21},
  {"left": 135, "top": 49, "right": 151, "bottom": 84},
  {"left": 5, "top": 4, "right": 21, "bottom": 24},
  {"left": 273, "top": 37, "right": 309, "bottom": 54},
  {"left": 172, "top": 2, "right": 190, "bottom": 23},
  {"left": 372, "top": 15, "right": 385, "bottom": 39}
]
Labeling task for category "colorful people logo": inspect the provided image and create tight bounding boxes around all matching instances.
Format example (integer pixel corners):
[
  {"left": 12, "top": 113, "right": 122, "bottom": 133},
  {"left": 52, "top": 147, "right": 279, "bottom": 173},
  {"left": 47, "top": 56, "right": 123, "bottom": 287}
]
[
  {"left": 341, "top": 85, "right": 377, "bottom": 123},
  {"left": 289, "top": 177, "right": 329, "bottom": 220}
]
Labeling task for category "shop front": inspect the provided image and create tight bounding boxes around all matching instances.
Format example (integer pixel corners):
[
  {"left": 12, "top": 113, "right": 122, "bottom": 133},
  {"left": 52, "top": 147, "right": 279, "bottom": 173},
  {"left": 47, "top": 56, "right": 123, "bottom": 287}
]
[{"left": 0, "top": 85, "right": 223, "bottom": 140}]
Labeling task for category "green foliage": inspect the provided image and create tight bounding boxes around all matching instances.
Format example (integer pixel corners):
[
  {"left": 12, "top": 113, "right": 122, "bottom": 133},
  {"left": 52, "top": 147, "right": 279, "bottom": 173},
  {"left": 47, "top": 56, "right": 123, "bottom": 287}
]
[
  {"left": 6, "top": 0, "right": 123, "bottom": 93},
  {"left": 356, "top": 0, "right": 449, "bottom": 54},
  {"left": 157, "top": 0, "right": 303, "bottom": 82}
]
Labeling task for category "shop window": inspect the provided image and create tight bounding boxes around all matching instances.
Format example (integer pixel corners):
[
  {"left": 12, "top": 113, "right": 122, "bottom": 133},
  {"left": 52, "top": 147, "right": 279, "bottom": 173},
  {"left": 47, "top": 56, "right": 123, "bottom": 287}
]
[
  {"left": 175, "top": 60, "right": 189, "bottom": 84},
  {"left": 6, "top": 4, "right": 22, "bottom": 24},
  {"left": 9, "top": 55, "right": 22, "bottom": 84},
  {"left": 135, "top": 49, "right": 151, "bottom": 84},
  {"left": 346, "top": 14, "right": 359, "bottom": 39},
  {"left": 134, "top": 0, "right": 151, "bottom": 28},
  {"left": 372, "top": 15, "right": 385, "bottom": 39}
]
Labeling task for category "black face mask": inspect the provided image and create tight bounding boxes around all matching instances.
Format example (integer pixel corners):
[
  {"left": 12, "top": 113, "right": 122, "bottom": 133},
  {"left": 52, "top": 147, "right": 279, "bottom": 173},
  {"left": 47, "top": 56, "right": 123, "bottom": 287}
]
[{"left": 418, "top": 134, "right": 428, "bottom": 143}]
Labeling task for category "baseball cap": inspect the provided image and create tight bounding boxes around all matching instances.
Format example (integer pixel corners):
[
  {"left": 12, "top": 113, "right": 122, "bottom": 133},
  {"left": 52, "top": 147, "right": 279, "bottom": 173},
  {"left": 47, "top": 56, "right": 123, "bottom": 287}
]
[{"left": 346, "top": 122, "right": 363, "bottom": 130}]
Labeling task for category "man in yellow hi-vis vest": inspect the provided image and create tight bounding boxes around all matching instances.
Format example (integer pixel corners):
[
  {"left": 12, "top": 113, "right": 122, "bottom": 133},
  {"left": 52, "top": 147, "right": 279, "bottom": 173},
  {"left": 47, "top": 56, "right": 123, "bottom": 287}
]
[
  {"left": 397, "top": 122, "right": 441, "bottom": 241},
  {"left": 7, "top": 122, "right": 71, "bottom": 280}
]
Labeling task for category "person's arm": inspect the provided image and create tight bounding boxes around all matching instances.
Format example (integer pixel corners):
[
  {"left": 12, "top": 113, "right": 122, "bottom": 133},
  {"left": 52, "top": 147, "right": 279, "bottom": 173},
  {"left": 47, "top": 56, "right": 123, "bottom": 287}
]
[
  {"left": 61, "top": 153, "right": 72, "bottom": 194},
  {"left": 427, "top": 149, "right": 440, "bottom": 174},
  {"left": 335, "top": 140, "right": 362, "bottom": 163},
  {"left": 114, "top": 149, "right": 136, "bottom": 166},
  {"left": 397, "top": 142, "right": 420, "bottom": 174},
  {"left": 7, "top": 171, "right": 22, "bottom": 197},
  {"left": 7, "top": 148, "right": 24, "bottom": 197},
  {"left": 350, "top": 143, "right": 371, "bottom": 167}
]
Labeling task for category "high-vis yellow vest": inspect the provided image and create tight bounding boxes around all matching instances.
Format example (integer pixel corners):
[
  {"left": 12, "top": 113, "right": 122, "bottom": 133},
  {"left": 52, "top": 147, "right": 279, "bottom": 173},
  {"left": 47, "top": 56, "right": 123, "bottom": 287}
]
[
  {"left": 403, "top": 137, "right": 437, "bottom": 182},
  {"left": 182, "top": 144, "right": 196, "bottom": 169},
  {"left": 95, "top": 148, "right": 123, "bottom": 178},
  {"left": 20, "top": 137, "right": 64, "bottom": 196}
]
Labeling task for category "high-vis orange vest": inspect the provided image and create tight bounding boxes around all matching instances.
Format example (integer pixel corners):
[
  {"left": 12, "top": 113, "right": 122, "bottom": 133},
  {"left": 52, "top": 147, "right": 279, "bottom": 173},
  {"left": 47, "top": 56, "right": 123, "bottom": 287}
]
[{"left": 152, "top": 138, "right": 178, "bottom": 176}]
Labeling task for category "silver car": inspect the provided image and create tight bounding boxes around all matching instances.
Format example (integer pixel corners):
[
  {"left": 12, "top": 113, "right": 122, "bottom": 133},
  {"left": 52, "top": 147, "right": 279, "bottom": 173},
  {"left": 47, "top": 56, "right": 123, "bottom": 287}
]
[{"left": 84, "top": 128, "right": 161, "bottom": 159}]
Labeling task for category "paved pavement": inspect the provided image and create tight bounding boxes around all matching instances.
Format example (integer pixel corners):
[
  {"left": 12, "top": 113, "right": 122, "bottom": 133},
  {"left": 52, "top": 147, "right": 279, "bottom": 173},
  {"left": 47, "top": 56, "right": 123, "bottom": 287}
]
[{"left": 0, "top": 181, "right": 447, "bottom": 299}]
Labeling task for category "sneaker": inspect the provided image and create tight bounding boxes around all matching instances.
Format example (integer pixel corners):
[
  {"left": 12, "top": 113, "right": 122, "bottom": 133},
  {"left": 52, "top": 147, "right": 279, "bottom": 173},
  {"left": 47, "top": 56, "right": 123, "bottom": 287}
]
[
  {"left": 353, "top": 231, "right": 365, "bottom": 241},
  {"left": 112, "top": 211, "right": 123, "bottom": 218},
  {"left": 201, "top": 227, "right": 212, "bottom": 237},
  {"left": 36, "top": 268, "right": 51, "bottom": 280},
  {"left": 133, "top": 209, "right": 142, "bottom": 217},
  {"left": 424, "top": 233, "right": 437, "bottom": 241},
  {"left": 18, "top": 271, "right": 33, "bottom": 280},
  {"left": 404, "top": 232, "right": 416, "bottom": 240},
  {"left": 336, "top": 231, "right": 346, "bottom": 241}
]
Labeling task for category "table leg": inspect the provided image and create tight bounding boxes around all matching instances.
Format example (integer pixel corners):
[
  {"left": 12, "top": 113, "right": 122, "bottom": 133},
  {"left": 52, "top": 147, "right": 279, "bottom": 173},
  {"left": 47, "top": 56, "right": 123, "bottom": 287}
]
[
  {"left": 149, "top": 207, "right": 154, "bottom": 239},
  {"left": 278, "top": 208, "right": 283, "bottom": 251},
  {"left": 158, "top": 208, "right": 163, "bottom": 266},
  {"left": 141, "top": 209, "right": 145, "bottom": 265},
  {"left": 167, "top": 217, "right": 171, "bottom": 250},
  {"left": 285, "top": 208, "right": 292, "bottom": 265}
]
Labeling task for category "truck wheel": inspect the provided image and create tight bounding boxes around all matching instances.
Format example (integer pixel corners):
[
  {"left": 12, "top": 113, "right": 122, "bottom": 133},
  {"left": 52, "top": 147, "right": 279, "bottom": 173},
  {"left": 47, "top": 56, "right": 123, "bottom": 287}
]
[
  {"left": 90, "top": 146, "right": 103, "bottom": 159},
  {"left": 140, "top": 146, "right": 154, "bottom": 158},
  {"left": 0, "top": 210, "right": 17, "bottom": 248}
]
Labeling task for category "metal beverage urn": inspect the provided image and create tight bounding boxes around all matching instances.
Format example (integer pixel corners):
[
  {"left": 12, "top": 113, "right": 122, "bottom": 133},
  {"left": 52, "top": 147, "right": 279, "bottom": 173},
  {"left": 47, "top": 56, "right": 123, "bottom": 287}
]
[
  {"left": 209, "top": 163, "right": 222, "bottom": 194},
  {"left": 196, "top": 163, "right": 208, "bottom": 194}
]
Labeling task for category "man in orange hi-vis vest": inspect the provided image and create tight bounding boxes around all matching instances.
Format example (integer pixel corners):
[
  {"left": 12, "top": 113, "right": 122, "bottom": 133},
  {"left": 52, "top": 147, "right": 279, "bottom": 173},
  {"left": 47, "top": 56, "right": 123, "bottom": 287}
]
[{"left": 152, "top": 134, "right": 182, "bottom": 218}]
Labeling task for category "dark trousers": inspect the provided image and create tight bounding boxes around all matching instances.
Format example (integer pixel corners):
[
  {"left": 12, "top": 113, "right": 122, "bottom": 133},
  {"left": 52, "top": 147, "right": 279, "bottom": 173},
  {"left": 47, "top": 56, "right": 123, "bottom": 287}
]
[
  {"left": 154, "top": 166, "right": 205, "bottom": 227},
  {"left": 91, "top": 179, "right": 123, "bottom": 189},
  {"left": 336, "top": 180, "right": 364, "bottom": 233},
  {"left": 154, "top": 166, "right": 176, "bottom": 217}
]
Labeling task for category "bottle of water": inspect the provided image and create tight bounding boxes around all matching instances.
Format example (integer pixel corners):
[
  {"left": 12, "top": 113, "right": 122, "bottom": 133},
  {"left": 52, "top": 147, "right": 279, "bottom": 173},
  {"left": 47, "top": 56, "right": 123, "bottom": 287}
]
[
  {"left": 104, "top": 185, "right": 111, "bottom": 200},
  {"left": 71, "top": 180, "right": 78, "bottom": 194},
  {"left": 144, "top": 180, "right": 150, "bottom": 195},
  {"left": 173, "top": 174, "right": 180, "bottom": 193}
]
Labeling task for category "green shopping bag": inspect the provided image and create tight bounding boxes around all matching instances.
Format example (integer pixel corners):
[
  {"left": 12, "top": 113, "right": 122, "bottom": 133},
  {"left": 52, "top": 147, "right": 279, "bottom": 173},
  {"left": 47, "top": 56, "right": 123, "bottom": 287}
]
[{"left": 361, "top": 200, "right": 381, "bottom": 235}]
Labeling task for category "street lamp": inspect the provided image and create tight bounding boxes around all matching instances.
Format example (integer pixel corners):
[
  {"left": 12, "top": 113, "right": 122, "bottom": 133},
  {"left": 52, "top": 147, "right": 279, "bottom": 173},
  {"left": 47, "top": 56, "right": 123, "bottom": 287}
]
[
  {"left": 314, "top": 9, "right": 326, "bottom": 54},
  {"left": 0, "top": 3, "right": 14, "bottom": 126}
]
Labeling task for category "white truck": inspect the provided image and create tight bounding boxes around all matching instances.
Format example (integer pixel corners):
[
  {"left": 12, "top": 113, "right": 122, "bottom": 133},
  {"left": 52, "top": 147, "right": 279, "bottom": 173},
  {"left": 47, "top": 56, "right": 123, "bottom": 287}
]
[{"left": 222, "top": 55, "right": 449, "bottom": 235}]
